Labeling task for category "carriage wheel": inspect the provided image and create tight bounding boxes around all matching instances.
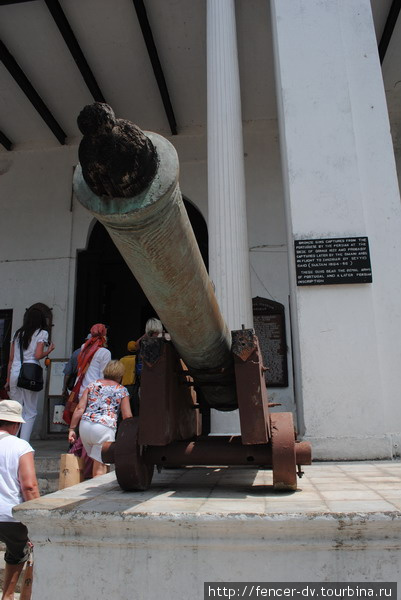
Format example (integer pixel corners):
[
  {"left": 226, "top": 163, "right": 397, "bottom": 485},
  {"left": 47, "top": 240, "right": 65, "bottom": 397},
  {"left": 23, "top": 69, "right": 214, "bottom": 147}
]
[
  {"left": 115, "top": 417, "right": 154, "bottom": 491},
  {"left": 270, "top": 412, "right": 297, "bottom": 491}
]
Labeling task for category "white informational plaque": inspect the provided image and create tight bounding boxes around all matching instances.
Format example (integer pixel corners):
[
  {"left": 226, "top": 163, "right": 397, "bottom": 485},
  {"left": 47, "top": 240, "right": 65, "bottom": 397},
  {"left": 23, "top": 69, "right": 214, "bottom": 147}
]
[{"left": 44, "top": 359, "right": 69, "bottom": 434}]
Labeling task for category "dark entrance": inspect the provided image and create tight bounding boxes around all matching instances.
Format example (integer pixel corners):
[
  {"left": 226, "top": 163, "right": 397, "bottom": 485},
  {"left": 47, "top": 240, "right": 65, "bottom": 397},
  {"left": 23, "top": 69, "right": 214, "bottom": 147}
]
[
  {"left": 74, "top": 200, "right": 208, "bottom": 359},
  {"left": 0, "top": 309, "right": 13, "bottom": 388}
]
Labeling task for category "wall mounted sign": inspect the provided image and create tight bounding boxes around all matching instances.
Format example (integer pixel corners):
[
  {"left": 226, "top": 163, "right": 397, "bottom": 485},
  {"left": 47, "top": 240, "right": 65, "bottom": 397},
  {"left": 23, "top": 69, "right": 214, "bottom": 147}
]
[
  {"left": 294, "top": 237, "right": 372, "bottom": 286},
  {"left": 44, "top": 358, "right": 69, "bottom": 435},
  {"left": 252, "top": 297, "right": 288, "bottom": 387}
]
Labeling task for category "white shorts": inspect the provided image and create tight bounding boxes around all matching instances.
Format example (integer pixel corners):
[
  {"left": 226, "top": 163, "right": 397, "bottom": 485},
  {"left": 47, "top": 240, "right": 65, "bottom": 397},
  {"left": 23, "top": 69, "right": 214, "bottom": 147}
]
[{"left": 79, "top": 420, "right": 116, "bottom": 463}]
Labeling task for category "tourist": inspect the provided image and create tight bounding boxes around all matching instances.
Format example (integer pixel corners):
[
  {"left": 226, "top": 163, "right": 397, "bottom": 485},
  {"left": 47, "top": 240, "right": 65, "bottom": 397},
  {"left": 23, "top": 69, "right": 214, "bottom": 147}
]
[
  {"left": 131, "top": 318, "right": 171, "bottom": 413},
  {"left": 63, "top": 324, "right": 111, "bottom": 478},
  {"left": 61, "top": 334, "right": 91, "bottom": 398},
  {"left": 67, "top": 360, "right": 132, "bottom": 478},
  {"left": 0, "top": 400, "right": 40, "bottom": 600},
  {"left": 5, "top": 304, "right": 55, "bottom": 442},
  {"left": 136, "top": 318, "right": 171, "bottom": 368},
  {"left": 62, "top": 323, "right": 111, "bottom": 424},
  {"left": 119, "top": 341, "right": 138, "bottom": 417}
]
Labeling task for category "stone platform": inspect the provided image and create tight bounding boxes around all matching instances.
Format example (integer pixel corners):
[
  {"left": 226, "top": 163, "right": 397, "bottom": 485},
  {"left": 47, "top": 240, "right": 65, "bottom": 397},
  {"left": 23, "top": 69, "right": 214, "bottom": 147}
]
[{"left": 15, "top": 461, "right": 401, "bottom": 600}]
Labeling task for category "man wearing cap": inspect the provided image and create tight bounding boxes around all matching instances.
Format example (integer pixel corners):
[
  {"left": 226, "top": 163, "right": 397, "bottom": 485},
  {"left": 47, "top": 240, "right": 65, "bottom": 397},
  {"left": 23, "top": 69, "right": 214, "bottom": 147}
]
[{"left": 0, "top": 400, "right": 39, "bottom": 600}]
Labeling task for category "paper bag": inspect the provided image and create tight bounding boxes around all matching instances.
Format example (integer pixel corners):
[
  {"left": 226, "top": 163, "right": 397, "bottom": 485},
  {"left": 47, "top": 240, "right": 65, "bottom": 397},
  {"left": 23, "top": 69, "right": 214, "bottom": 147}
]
[{"left": 59, "top": 453, "right": 85, "bottom": 489}]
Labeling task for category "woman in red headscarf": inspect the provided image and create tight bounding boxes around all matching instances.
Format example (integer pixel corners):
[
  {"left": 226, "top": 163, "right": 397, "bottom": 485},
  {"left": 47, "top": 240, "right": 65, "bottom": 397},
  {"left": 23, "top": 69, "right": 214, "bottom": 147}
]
[
  {"left": 63, "top": 324, "right": 111, "bottom": 426},
  {"left": 63, "top": 324, "right": 111, "bottom": 478}
]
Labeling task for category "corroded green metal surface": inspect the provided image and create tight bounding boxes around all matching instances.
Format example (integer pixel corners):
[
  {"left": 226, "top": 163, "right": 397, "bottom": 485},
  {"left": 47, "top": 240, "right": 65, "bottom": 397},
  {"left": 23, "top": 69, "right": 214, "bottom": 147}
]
[{"left": 74, "top": 131, "right": 236, "bottom": 410}]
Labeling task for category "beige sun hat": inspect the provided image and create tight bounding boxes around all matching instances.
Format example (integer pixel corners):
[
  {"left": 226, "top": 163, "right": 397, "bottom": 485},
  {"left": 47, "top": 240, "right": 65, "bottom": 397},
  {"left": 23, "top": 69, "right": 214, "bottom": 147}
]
[{"left": 0, "top": 400, "right": 25, "bottom": 423}]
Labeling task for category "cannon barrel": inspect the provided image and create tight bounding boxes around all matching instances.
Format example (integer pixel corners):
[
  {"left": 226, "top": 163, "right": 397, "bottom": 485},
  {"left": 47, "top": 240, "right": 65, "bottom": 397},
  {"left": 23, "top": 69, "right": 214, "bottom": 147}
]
[{"left": 73, "top": 103, "right": 236, "bottom": 410}]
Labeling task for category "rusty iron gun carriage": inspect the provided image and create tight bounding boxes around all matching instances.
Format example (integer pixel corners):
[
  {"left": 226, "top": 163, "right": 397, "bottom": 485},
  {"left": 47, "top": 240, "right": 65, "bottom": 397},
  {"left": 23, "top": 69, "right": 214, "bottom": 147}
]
[{"left": 73, "top": 103, "right": 312, "bottom": 491}]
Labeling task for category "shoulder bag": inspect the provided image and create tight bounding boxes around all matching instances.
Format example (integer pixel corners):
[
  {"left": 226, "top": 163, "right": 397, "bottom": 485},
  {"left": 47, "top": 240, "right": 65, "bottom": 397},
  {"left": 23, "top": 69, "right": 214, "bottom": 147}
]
[{"left": 17, "top": 334, "right": 44, "bottom": 392}]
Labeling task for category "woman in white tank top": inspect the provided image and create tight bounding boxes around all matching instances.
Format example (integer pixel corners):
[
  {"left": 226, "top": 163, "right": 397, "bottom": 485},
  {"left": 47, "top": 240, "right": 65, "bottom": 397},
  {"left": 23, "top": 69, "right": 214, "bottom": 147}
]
[{"left": 5, "top": 305, "right": 55, "bottom": 441}]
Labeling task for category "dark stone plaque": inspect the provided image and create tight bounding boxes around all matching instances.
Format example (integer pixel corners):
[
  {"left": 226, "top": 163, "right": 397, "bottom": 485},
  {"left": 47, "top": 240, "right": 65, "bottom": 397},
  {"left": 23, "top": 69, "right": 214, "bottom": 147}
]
[
  {"left": 294, "top": 237, "right": 372, "bottom": 286},
  {"left": 252, "top": 297, "right": 288, "bottom": 387}
]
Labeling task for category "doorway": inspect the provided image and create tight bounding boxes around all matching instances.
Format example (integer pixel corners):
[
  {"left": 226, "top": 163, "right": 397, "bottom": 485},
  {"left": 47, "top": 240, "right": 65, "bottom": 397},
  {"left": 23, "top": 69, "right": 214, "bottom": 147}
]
[
  {"left": 0, "top": 309, "right": 12, "bottom": 388},
  {"left": 74, "top": 200, "right": 208, "bottom": 359}
]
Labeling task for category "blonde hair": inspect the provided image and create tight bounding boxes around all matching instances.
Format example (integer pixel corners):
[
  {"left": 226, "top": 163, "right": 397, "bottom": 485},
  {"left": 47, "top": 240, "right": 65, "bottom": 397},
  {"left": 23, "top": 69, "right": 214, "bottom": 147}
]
[
  {"left": 145, "top": 318, "right": 163, "bottom": 336},
  {"left": 103, "top": 360, "right": 125, "bottom": 383}
]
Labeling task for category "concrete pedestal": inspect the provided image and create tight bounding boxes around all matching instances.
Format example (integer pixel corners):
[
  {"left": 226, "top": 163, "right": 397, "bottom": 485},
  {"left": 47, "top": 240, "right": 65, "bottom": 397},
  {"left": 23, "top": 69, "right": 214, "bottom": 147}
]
[{"left": 16, "top": 462, "right": 401, "bottom": 600}]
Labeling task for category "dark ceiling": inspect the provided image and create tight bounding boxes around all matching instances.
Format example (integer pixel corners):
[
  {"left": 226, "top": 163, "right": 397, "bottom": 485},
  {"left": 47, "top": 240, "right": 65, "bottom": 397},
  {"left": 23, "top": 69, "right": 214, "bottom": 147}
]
[{"left": 0, "top": 0, "right": 400, "bottom": 152}]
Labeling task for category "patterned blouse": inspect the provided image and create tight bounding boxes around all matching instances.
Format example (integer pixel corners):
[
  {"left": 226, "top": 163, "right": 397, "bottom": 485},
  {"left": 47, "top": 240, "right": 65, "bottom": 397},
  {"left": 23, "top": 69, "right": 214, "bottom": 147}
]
[{"left": 81, "top": 381, "right": 129, "bottom": 430}]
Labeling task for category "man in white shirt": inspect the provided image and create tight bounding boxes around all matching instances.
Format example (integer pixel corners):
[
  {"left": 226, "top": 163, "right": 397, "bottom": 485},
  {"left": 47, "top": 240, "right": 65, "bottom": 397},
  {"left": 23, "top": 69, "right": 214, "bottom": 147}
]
[{"left": 0, "top": 400, "right": 39, "bottom": 600}]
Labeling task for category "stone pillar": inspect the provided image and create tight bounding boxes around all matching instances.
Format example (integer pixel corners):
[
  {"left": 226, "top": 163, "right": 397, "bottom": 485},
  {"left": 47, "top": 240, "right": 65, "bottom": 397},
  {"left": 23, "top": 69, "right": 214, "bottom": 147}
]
[
  {"left": 270, "top": 0, "right": 401, "bottom": 458},
  {"left": 207, "top": 0, "right": 252, "bottom": 433},
  {"left": 206, "top": 0, "right": 253, "bottom": 331}
]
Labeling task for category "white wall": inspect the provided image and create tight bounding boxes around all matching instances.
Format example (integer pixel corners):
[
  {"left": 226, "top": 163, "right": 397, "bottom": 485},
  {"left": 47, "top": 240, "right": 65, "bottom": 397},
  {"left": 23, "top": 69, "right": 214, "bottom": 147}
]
[
  {"left": 271, "top": 0, "right": 401, "bottom": 458},
  {"left": 0, "top": 145, "right": 79, "bottom": 436}
]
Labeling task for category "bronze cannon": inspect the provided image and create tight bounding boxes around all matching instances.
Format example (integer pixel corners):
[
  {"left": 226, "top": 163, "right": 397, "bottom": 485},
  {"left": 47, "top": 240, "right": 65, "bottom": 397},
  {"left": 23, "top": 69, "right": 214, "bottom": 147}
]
[{"left": 73, "top": 103, "right": 312, "bottom": 491}]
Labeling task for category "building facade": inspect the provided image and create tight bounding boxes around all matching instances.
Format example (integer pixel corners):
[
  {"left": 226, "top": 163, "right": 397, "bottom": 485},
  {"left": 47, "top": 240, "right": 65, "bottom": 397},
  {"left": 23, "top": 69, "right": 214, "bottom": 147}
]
[{"left": 0, "top": 0, "right": 401, "bottom": 458}]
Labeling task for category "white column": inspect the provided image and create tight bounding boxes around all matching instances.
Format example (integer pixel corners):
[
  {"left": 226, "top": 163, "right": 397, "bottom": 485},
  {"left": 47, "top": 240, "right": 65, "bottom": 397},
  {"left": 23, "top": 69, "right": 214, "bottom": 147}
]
[
  {"left": 207, "top": 0, "right": 252, "bottom": 434},
  {"left": 207, "top": 0, "right": 253, "bottom": 332},
  {"left": 270, "top": 0, "right": 401, "bottom": 458}
]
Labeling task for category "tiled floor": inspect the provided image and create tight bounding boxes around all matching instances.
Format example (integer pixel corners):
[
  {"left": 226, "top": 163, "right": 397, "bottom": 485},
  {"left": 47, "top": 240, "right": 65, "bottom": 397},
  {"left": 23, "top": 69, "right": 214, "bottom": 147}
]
[
  {"left": 20, "top": 460, "right": 401, "bottom": 516},
  {"left": 28, "top": 438, "right": 401, "bottom": 513}
]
